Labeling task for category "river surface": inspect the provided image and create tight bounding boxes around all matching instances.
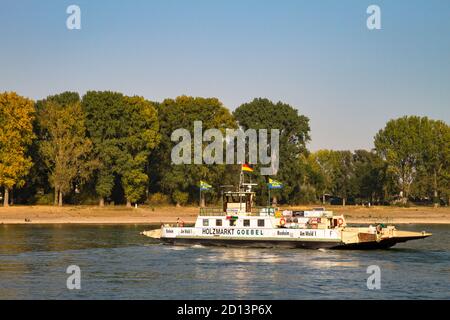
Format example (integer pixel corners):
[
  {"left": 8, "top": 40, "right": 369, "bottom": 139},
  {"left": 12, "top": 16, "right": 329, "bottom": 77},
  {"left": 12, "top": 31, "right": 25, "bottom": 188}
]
[{"left": 0, "top": 224, "right": 448, "bottom": 299}]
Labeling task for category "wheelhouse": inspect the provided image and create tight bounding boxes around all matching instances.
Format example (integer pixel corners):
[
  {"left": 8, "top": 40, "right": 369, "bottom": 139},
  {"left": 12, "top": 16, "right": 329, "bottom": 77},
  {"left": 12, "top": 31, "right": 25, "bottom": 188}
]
[{"left": 222, "top": 191, "right": 254, "bottom": 215}]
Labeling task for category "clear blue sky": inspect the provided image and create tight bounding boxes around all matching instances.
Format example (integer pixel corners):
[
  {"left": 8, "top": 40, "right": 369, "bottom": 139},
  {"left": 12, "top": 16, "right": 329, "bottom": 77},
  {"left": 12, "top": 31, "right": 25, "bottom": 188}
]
[{"left": 1, "top": 0, "right": 449, "bottom": 151}]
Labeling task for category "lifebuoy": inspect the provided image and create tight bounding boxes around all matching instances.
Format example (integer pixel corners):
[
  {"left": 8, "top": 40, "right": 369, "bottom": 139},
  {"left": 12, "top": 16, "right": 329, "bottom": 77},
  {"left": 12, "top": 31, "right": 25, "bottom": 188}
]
[
  {"left": 280, "top": 217, "right": 286, "bottom": 226},
  {"left": 337, "top": 218, "right": 344, "bottom": 227}
]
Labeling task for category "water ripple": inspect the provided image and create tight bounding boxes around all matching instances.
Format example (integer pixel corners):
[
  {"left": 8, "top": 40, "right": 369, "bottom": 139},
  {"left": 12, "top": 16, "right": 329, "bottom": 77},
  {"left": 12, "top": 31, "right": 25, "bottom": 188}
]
[{"left": 0, "top": 224, "right": 448, "bottom": 299}]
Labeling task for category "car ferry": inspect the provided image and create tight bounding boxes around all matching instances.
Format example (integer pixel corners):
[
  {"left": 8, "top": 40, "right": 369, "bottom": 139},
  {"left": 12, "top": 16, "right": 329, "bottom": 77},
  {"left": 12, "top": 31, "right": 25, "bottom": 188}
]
[{"left": 142, "top": 180, "right": 431, "bottom": 250}]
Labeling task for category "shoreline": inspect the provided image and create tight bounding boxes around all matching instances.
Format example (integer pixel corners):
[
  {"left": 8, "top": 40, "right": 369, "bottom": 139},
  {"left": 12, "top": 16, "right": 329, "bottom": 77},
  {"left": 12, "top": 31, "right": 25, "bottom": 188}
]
[{"left": 0, "top": 205, "right": 449, "bottom": 225}]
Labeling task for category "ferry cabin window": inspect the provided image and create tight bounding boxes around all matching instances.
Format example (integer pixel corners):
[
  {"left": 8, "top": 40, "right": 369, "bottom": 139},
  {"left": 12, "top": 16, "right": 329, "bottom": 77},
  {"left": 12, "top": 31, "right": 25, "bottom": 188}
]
[
  {"left": 203, "top": 219, "right": 209, "bottom": 227},
  {"left": 258, "top": 219, "right": 265, "bottom": 227},
  {"left": 229, "top": 219, "right": 237, "bottom": 227},
  {"left": 243, "top": 219, "right": 250, "bottom": 227},
  {"left": 216, "top": 219, "right": 222, "bottom": 227}
]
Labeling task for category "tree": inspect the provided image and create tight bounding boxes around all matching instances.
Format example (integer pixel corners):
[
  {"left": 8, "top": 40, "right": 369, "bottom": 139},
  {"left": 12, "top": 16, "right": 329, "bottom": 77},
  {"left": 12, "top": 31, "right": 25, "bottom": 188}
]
[
  {"left": 422, "top": 120, "right": 449, "bottom": 206},
  {"left": 312, "top": 150, "right": 355, "bottom": 206},
  {"left": 32, "top": 92, "right": 82, "bottom": 204},
  {"left": 375, "top": 116, "right": 449, "bottom": 205},
  {"left": 332, "top": 151, "right": 355, "bottom": 206},
  {"left": 116, "top": 96, "right": 160, "bottom": 207},
  {"left": 299, "top": 153, "right": 326, "bottom": 203},
  {"left": 309, "top": 150, "right": 334, "bottom": 203},
  {"left": 0, "top": 92, "right": 35, "bottom": 206},
  {"left": 352, "top": 150, "right": 386, "bottom": 204},
  {"left": 37, "top": 98, "right": 97, "bottom": 206},
  {"left": 150, "top": 96, "right": 237, "bottom": 206},
  {"left": 83, "top": 92, "right": 160, "bottom": 207},
  {"left": 233, "top": 98, "right": 310, "bottom": 204},
  {"left": 374, "top": 116, "right": 424, "bottom": 203},
  {"left": 82, "top": 91, "right": 126, "bottom": 206}
]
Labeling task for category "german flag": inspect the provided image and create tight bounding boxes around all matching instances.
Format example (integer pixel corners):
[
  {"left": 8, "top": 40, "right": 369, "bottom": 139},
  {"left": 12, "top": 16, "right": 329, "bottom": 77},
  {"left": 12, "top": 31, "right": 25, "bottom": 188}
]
[{"left": 241, "top": 163, "right": 254, "bottom": 172}]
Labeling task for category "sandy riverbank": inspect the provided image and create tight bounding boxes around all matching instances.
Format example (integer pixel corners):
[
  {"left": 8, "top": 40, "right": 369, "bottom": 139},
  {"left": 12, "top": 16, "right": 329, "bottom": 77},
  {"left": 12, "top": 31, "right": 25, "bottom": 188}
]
[{"left": 0, "top": 205, "right": 449, "bottom": 225}]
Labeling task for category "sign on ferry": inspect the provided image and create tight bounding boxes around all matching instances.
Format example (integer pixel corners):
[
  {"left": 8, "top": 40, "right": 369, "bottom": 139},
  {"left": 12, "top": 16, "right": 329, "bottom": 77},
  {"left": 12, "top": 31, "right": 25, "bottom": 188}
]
[{"left": 202, "top": 228, "right": 264, "bottom": 236}]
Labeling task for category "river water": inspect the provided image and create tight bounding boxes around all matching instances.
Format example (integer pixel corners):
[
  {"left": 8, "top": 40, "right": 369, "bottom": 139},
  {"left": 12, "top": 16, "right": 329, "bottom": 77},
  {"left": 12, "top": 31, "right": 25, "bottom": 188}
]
[{"left": 0, "top": 224, "right": 448, "bottom": 299}]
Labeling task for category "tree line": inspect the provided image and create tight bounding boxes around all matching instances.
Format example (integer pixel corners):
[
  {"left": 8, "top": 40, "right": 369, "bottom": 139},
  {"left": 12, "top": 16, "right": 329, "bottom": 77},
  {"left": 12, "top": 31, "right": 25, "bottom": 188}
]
[{"left": 0, "top": 91, "right": 448, "bottom": 207}]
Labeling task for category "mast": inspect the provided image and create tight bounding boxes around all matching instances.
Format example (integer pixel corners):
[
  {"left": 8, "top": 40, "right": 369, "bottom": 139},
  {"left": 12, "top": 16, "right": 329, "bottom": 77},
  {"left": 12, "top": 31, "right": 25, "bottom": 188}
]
[
  {"left": 239, "top": 170, "right": 243, "bottom": 211},
  {"left": 239, "top": 170, "right": 244, "bottom": 192}
]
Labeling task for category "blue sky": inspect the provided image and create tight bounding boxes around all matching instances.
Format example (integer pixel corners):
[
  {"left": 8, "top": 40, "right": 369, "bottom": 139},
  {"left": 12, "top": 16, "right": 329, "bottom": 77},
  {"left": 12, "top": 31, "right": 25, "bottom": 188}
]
[{"left": 1, "top": 0, "right": 449, "bottom": 151}]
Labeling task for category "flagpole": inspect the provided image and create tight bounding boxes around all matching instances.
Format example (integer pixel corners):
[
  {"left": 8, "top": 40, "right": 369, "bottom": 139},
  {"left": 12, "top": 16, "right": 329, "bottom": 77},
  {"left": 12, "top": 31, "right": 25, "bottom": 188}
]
[
  {"left": 268, "top": 185, "right": 271, "bottom": 207},
  {"left": 239, "top": 168, "right": 243, "bottom": 191}
]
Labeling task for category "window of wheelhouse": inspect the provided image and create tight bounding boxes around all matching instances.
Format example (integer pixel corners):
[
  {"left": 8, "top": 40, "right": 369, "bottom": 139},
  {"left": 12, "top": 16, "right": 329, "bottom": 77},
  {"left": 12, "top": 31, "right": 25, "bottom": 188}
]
[
  {"left": 203, "top": 219, "right": 209, "bottom": 227},
  {"left": 216, "top": 219, "right": 222, "bottom": 227},
  {"left": 243, "top": 219, "right": 250, "bottom": 227},
  {"left": 229, "top": 219, "right": 237, "bottom": 227},
  {"left": 258, "top": 219, "right": 265, "bottom": 227}
]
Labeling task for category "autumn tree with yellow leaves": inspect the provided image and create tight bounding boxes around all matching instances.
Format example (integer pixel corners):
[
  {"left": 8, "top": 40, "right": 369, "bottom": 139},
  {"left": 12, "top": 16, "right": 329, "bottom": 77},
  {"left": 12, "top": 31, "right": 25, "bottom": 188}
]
[{"left": 0, "top": 92, "right": 35, "bottom": 206}]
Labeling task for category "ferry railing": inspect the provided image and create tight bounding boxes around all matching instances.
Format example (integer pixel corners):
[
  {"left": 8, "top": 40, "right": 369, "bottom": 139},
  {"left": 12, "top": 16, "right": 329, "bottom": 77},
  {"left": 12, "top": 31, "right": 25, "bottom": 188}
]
[
  {"left": 199, "top": 207, "right": 276, "bottom": 216},
  {"left": 251, "top": 207, "right": 276, "bottom": 216},
  {"left": 199, "top": 207, "right": 226, "bottom": 216}
]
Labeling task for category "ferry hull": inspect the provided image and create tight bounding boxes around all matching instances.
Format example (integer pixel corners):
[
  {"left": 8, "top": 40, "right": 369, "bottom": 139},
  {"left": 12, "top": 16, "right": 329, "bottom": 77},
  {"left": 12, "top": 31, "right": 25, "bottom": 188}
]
[{"left": 158, "top": 233, "right": 431, "bottom": 250}]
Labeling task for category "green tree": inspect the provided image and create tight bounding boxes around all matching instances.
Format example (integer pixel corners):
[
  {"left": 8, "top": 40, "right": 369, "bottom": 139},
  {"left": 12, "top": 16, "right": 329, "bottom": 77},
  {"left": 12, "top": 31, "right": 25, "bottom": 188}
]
[
  {"left": 374, "top": 116, "right": 424, "bottom": 203},
  {"left": 83, "top": 92, "right": 160, "bottom": 207},
  {"left": 428, "top": 120, "right": 449, "bottom": 205},
  {"left": 331, "top": 151, "right": 354, "bottom": 206},
  {"left": 352, "top": 150, "right": 386, "bottom": 204},
  {"left": 172, "top": 190, "right": 189, "bottom": 207},
  {"left": 310, "top": 150, "right": 355, "bottom": 206},
  {"left": 37, "top": 98, "right": 97, "bottom": 206},
  {"left": 412, "top": 119, "right": 450, "bottom": 205},
  {"left": 309, "top": 150, "right": 334, "bottom": 202},
  {"left": 298, "top": 153, "right": 326, "bottom": 203},
  {"left": 233, "top": 98, "right": 310, "bottom": 204},
  {"left": 117, "top": 96, "right": 160, "bottom": 207},
  {"left": 150, "top": 96, "right": 237, "bottom": 206},
  {"left": 82, "top": 91, "right": 126, "bottom": 206},
  {"left": 0, "top": 92, "right": 35, "bottom": 206},
  {"left": 375, "top": 116, "right": 450, "bottom": 204}
]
